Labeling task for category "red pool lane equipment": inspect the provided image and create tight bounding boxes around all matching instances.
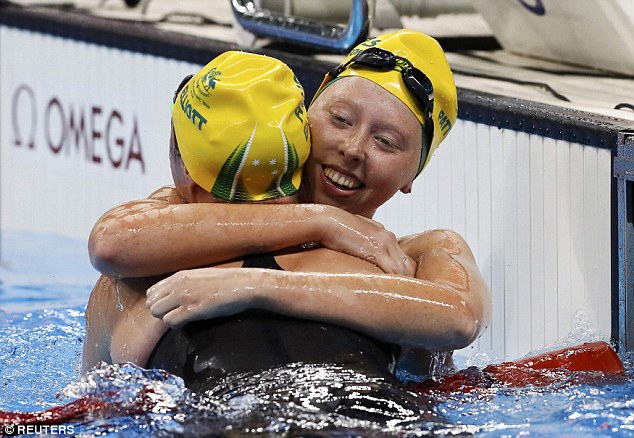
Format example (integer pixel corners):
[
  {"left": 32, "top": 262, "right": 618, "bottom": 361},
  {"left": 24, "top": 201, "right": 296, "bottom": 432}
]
[
  {"left": 411, "top": 341, "right": 625, "bottom": 393},
  {"left": 0, "top": 395, "right": 110, "bottom": 425},
  {"left": 496, "top": 341, "right": 623, "bottom": 373},
  {"left": 0, "top": 386, "right": 160, "bottom": 427}
]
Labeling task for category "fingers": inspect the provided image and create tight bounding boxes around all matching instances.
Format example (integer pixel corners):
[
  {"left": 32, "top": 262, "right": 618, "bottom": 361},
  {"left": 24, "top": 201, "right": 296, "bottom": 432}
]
[
  {"left": 162, "top": 308, "right": 189, "bottom": 328},
  {"left": 146, "top": 284, "right": 176, "bottom": 319},
  {"left": 322, "top": 211, "right": 417, "bottom": 276},
  {"left": 371, "top": 243, "right": 415, "bottom": 277},
  {"left": 146, "top": 285, "right": 193, "bottom": 328},
  {"left": 362, "top": 220, "right": 416, "bottom": 276},
  {"left": 391, "top": 253, "right": 416, "bottom": 277},
  {"left": 403, "top": 255, "right": 417, "bottom": 276},
  {"left": 146, "top": 279, "right": 170, "bottom": 307},
  {"left": 147, "top": 272, "right": 219, "bottom": 328},
  {"left": 362, "top": 229, "right": 415, "bottom": 277}
]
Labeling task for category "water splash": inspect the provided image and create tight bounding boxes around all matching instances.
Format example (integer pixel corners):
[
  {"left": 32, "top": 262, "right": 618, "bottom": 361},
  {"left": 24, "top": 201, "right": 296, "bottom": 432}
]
[
  {"left": 51, "top": 362, "right": 453, "bottom": 437},
  {"left": 430, "top": 351, "right": 452, "bottom": 379},
  {"left": 54, "top": 363, "right": 190, "bottom": 436},
  {"left": 562, "top": 308, "right": 609, "bottom": 346},
  {"left": 114, "top": 280, "right": 124, "bottom": 311},
  {"left": 62, "top": 362, "right": 187, "bottom": 410},
  {"left": 0, "top": 307, "right": 85, "bottom": 411},
  {"left": 466, "top": 352, "right": 493, "bottom": 368}
]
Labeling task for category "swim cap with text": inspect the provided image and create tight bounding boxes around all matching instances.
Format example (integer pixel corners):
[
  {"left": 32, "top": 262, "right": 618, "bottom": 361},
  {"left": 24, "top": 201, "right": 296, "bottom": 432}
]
[{"left": 173, "top": 51, "right": 311, "bottom": 201}]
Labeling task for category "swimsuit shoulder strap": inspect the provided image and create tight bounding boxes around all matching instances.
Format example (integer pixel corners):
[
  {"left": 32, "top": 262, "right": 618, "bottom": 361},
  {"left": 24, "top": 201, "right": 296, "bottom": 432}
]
[{"left": 241, "top": 253, "right": 284, "bottom": 270}]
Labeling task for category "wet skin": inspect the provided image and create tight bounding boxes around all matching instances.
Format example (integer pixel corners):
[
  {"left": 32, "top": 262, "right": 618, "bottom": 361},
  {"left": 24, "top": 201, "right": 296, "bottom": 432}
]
[
  {"left": 83, "top": 76, "right": 491, "bottom": 376},
  {"left": 300, "top": 77, "right": 422, "bottom": 218}
]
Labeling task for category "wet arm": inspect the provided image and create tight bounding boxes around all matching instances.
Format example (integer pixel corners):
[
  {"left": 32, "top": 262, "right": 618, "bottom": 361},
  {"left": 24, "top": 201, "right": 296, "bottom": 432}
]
[
  {"left": 395, "top": 229, "right": 492, "bottom": 372},
  {"left": 147, "top": 234, "right": 490, "bottom": 351},
  {"left": 82, "top": 276, "right": 113, "bottom": 373},
  {"left": 82, "top": 320, "right": 110, "bottom": 373},
  {"left": 398, "top": 228, "right": 492, "bottom": 342},
  {"left": 89, "top": 187, "right": 414, "bottom": 278}
]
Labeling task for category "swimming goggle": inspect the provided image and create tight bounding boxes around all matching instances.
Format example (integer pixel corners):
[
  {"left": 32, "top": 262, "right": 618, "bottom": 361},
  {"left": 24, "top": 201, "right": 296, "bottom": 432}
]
[
  {"left": 170, "top": 74, "right": 193, "bottom": 151},
  {"left": 324, "top": 47, "right": 435, "bottom": 158},
  {"left": 172, "top": 74, "right": 193, "bottom": 105}
]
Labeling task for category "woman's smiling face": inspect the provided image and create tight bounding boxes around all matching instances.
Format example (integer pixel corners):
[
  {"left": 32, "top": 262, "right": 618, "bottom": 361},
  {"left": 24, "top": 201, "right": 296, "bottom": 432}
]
[{"left": 302, "top": 76, "right": 423, "bottom": 218}]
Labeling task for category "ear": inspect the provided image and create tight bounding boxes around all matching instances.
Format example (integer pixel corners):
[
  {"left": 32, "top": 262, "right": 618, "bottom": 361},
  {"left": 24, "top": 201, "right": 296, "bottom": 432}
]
[
  {"left": 177, "top": 153, "right": 190, "bottom": 176},
  {"left": 169, "top": 124, "right": 190, "bottom": 176},
  {"left": 400, "top": 181, "right": 413, "bottom": 194}
]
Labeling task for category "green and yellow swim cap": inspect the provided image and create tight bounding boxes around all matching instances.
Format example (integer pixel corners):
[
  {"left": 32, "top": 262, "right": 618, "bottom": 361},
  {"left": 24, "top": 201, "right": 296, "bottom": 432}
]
[
  {"left": 313, "top": 30, "right": 457, "bottom": 175},
  {"left": 172, "top": 51, "right": 311, "bottom": 202}
]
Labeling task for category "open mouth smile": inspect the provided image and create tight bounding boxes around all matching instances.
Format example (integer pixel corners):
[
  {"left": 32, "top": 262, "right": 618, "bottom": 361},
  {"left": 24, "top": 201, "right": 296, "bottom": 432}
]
[{"left": 323, "top": 167, "right": 363, "bottom": 190}]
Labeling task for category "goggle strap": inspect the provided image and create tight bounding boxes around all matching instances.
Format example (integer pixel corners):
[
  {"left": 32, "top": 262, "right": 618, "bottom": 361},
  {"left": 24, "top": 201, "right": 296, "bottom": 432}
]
[{"left": 173, "top": 74, "right": 194, "bottom": 104}]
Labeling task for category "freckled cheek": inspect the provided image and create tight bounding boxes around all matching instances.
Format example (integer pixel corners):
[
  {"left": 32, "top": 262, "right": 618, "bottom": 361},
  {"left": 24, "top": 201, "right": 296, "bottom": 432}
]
[
  {"left": 370, "top": 156, "right": 416, "bottom": 187},
  {"left": 310, "top": 130, "right": 340, "bottom": 160},
  {"left": 397, "top": 152, "right": 420, "bottom": 179}
]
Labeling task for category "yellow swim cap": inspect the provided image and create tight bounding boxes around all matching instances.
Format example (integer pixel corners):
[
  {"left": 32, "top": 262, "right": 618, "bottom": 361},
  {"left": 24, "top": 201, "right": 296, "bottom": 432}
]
[
  {"left": 173, "top": 51, "right": 311, "bottom": 202},
  {"left": 313, "top": 30, "right": 457, "bottom": 175}
]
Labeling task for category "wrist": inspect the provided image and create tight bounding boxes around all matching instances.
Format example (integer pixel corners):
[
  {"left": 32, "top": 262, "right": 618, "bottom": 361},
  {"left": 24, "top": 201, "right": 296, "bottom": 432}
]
[
  {"left": 248, "top": 268, "right": 278, "bottom": 310},
  {"left": 302, "top": 203, "right": 331, "bottom": 244}
]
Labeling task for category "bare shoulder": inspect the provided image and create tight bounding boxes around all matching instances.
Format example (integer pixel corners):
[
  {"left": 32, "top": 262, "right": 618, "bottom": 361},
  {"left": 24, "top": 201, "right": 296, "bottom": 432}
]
[
  {"left": 147, "top": 185, "right": 182, "bottom": 202},
  {"left": 115, "top": 185, "right": 182, "bottom": 210},
  {"left": 86, "top": 274, "right": 116, "bottom": 312},
  {"left": 399, "top": 229, "right": 475, "bottom": 260},
  {"left": 399, "top": 229, "right": 483, "bottom": 293},
  {"left": 93, "top": 186, "right": 183, "bottom": 225},
  {"left": 85, "top": 274, "right": 160, "bottom": 336}
]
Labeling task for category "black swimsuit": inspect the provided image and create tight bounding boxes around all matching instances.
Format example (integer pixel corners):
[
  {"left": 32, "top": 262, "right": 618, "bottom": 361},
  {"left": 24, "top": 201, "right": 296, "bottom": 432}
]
[{"left": 147, "top": 253, "right": 399, "bottom": 393}]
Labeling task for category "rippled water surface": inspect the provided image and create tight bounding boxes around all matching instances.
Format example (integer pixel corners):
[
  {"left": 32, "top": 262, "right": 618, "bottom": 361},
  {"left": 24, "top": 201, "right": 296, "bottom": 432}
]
[{"left": 1, "top": 233, "right": 633, "bottom": 436}]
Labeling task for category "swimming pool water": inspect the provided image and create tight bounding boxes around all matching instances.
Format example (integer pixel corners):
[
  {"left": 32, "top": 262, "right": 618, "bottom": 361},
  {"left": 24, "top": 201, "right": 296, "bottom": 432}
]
[{"left": 1, "top": 232, "right": 633, "bottom": 436}]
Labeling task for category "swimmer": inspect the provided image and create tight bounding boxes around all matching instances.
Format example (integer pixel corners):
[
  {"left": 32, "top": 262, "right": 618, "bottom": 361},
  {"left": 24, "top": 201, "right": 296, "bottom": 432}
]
[
  {"left": 83, "top": 51, "right": 311, "bottom": 371},
  {"left": 85, "top": 31, "right": 491, "bottom": 380}
]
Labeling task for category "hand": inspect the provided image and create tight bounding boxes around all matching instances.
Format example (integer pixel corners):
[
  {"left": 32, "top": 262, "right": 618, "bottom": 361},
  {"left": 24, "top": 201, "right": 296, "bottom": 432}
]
[
  {"left": 317, "top": 206, "right": 416, "bottom": 276},
  {"left": 146, "top": 268, "right": 252, "bottom": 328}
]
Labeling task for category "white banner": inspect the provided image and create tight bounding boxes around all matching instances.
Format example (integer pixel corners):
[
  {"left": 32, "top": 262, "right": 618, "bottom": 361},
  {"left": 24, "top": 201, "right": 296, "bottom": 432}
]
[{"left": 0, "top": 26, "right": 201, "bottom": 240}]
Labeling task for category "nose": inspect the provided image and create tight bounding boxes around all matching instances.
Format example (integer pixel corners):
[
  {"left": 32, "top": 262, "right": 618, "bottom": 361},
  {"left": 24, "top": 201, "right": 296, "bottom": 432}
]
[{"left": 339, "top": 128, "right": 365, "bottom": 162}]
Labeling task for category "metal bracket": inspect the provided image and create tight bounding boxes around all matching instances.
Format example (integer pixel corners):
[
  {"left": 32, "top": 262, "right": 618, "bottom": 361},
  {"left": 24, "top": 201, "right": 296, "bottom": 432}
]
[
  {"left": 230, "top": 0, "right": 371, "bottom": 53},
  {"left": 614, "top": 131, "right": 634, "bottom": 352},
  {"left": 614, "top": 132, "right": 634, "bottom": 180}
]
